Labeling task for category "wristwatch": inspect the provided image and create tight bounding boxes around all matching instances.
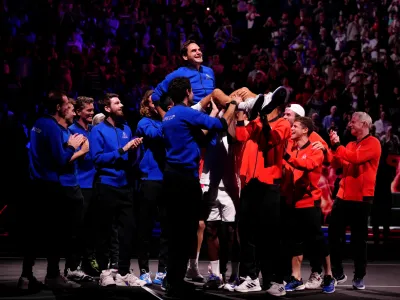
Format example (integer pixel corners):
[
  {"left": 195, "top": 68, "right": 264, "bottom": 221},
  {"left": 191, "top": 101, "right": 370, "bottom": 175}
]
[{"left": 230, "top": 100, "right": 238, "bottom": 106}]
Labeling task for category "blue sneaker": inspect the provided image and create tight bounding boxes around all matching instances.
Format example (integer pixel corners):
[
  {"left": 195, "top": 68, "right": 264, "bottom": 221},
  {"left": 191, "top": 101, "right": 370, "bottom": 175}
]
[
  {"left": 139, "top": 270, "right": 152, "bottom": 286},
  {"left": 285, "top": 276, "right": 305, "bottom": 291},
  {"left": 352, "top": 278, "right": 365, "bottom": 290},
  {"left": 322, "top": 275, "right": 335, "bottom": 294},
  {"left": 153, "top": 272, "right": 166, "bottom": 285}
]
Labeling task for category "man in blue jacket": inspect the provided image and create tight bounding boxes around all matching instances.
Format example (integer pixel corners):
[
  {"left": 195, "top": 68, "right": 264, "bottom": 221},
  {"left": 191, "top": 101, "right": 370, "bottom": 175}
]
[
  {"left": 19, "top": 91, "right": 86, "bottom": 290},
  {"left": 69, "top": 96, "right": 99, "bottom": 276},
  {"left": 161, "top": 77, "right": 242, "bottom": 297},
  {"left": 151, "top": 40, "right": 280, "bottom": 118},
  {"left": 135, "top": 91, "right": 174, "bottom": 287},
  {"left": 90, "top": 93, "right": 144, "bottom": 287}
]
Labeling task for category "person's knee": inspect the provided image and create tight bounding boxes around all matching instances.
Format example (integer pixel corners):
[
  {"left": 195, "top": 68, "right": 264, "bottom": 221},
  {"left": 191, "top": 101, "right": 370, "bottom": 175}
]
[
  {"left": 198, "top": 220, "right": 206, "bottom": 231},
  {"left": 206, "top": 221, "right": 219, "bottom": 240}
]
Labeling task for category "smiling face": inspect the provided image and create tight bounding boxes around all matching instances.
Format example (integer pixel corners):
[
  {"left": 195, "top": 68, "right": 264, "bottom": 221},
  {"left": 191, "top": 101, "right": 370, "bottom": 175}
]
[
  {"left": 183, "top": 42, "right": 203, "bottom": 66},
  {"left": 284, "top": 108, "right": 296, "bottom": 125},
  {"left": 77, "top": 102, "right": 95, "bottom": 124},
  {"left": 291, "top": 120, "right": 308, "bottom": 140}
]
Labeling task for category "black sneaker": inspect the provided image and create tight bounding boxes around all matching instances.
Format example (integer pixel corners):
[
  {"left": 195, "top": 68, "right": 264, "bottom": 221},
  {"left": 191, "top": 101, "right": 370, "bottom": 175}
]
[
  {"left": 248, "top": 94, "right": 265, "bottom": 121},
  {"left": 260, "top": 86, "right": 288, "bottom": 116},
  {"left": 17, "top": 276, "right": 46, "bottom": 291},
  {"left": 334, "top": 273, "right": 347, "bottom": 285},
  {"left": 203, "top": 274, "right": 223, "bottom": 290}
]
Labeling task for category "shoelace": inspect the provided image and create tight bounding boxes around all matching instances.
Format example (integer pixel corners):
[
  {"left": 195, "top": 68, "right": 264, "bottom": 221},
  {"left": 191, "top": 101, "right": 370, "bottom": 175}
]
[{"left": 310, "top": 272, "right": 320, "bottom": 281}]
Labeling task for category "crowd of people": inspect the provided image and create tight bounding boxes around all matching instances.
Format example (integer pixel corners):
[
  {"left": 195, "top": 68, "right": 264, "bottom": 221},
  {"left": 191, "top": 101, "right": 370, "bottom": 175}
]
[
  {"left": 16, "top": 37, "right": 382, "bottom": 298},
  {"left": 0, "top": 0, "right": 399, "bottom": 299}
]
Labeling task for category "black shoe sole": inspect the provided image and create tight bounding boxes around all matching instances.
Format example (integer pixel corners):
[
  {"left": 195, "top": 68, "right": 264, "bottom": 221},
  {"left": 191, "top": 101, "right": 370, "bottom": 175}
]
[
  {"left": 260, "top": 87, "right": 288, "bottom": 115},
  {"left": 248, "top": 94, "right": 264, "bottom": 121}
]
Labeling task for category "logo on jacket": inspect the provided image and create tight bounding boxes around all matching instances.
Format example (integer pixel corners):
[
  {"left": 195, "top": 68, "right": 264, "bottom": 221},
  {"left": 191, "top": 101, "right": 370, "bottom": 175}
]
[
  {"left": 302, "top": 154, "right": 307, "bottom": 159},
  {"left": 122, "top": 132, "right": 128, "bottom": 139},
  {"left": 205, "top": 74, "right": 213, "bottom": 80},
  {"left": 32, "top": 127, "right": 42, "bottom": 134}
]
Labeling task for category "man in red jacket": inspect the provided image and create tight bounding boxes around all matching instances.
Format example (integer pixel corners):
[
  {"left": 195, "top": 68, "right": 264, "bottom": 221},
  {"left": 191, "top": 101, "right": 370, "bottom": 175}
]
[
  {"left": 281, "top": 104, "right": 332, "bottom": 289},
  {"left": 328, "top": 111, "right": 381, "bottom": 290},
  {"left": 282, "top": 117, "right": 335, "bottom": 294},
  {"left": 234, "top": 89, "right": 290, "bottom": 297}
]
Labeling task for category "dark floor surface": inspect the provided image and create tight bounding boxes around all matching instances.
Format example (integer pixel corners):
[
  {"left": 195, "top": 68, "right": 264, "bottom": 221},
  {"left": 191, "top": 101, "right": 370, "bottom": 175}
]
[{"left": 1, "top": 258, "right": 400, "bottom": 300}]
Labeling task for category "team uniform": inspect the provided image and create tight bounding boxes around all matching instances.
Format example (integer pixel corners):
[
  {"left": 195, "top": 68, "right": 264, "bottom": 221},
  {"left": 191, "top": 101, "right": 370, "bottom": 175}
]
[
  {"left": 282, "top": 141, "right": 334, "bottom": 293},
  {"left": 329, "top": 134, "right": 381, "bottom": 289},
  {"left": 235, "top": 116, "right": 291, "bottom": 296}
]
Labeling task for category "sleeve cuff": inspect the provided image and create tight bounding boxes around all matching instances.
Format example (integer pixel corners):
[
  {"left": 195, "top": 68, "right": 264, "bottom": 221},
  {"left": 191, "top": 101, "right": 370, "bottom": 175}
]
[
  {"left": 118, "top": 148, "right": 125, "bottom": 155},
  {"left": 283, "top": 152, "right": 291, "bottom": 161},
  {"left": 237, "top": 120, "right": 245, "bottom": 127},
  {"left": 331, "top": 142, "right": 341, "bottom": 151}
]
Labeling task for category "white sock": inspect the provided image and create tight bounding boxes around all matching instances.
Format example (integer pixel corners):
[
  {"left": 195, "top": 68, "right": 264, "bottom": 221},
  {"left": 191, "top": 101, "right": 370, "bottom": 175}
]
[
  {"left": 210, "top": 260, "right": 220, "bottom": 276},
  {"left": 231, "top": 262, "right": 239, "bottom": 277},
  {"left": 189, "top": 252, "right": 200, "bottom": 268}
]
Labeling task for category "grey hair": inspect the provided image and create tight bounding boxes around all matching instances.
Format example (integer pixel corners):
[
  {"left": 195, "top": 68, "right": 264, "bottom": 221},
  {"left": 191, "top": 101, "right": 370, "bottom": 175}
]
[
  {"left": 353, "top": 111, "right": 372, "bottom": 129},
  {"left": 92, "top": 113, "right": 105, "bottom": 126}
]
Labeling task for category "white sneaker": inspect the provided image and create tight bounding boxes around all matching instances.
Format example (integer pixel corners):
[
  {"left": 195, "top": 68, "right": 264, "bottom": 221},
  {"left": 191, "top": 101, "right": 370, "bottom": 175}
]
[
  {"left": 116, "top": 272, "right": 146, "bottom": 287},
  {"left": 234, "top": 276, "right": 262, "bottom": 293},
  {"left": 186, "top": 265, "right": 204, "bottom": 282},
  {"left": 266, "top": 282, "right": 286, "bottom": 296},
  {"left": 305, "top": 272, "right": 322, "bottom": 289},
  {"left": 100, "top": 269, "right": 116, "bottom": 287}
]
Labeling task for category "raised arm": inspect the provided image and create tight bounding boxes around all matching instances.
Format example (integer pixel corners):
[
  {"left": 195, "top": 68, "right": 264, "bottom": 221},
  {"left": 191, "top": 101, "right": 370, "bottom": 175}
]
[{"left": 284, "top": 149, "right": 324, "bottom": 171}]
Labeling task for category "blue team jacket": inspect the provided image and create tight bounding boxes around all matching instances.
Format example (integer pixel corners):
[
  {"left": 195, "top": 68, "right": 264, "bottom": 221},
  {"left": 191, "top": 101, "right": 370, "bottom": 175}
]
[
  {"left": 152, "top": 65, "right": 215, "bottom": 104},
  {"left": 29, "top": 115, "right": 78, "bottom": 186},
  {"left": 90, "top": 119, "right": 134, "bottom": 187},
  {"left": 69, "top": 121, "right": 96, "bottom": 189},
  {"left": 135, "top": 117, "right": 164, "bottom": 181},
  {"left": 162, "top": 104, "right": 227, "bottom": 178}
]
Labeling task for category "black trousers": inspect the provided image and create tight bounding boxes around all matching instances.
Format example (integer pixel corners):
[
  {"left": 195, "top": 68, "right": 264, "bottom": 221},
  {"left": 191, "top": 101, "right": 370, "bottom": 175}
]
[
  {"left": 137, "top": 180, "right": 168, "bottom": 274},
  {"left": 288, "top": 203, "right": 329, "bottom": 262},
  {"left": 93, "top": 183, "right": 134, "bottom": 276},
  {"left": 281, "top": 199, "right": 325, "bottom": 276},
  {"left": 163, "top": 166, "right": 202, "bottom": 287},
  {"left": 238, "top": 179, "right": 283, "bottom": 284},
  {"left": 22, "top": 181, "right": 84, "bottom": 277},
  {"left": 81, "top": 188, "right": 95, "bottom": 260},
  {"left": 328, "top": 198, "right": 371, "bottom": 279}
]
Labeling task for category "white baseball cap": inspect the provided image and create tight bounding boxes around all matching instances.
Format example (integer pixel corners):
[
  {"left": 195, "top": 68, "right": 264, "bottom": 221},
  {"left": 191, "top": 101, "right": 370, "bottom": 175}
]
[{"left": 287, "top": 104, "right": 305, "bottom": 117}]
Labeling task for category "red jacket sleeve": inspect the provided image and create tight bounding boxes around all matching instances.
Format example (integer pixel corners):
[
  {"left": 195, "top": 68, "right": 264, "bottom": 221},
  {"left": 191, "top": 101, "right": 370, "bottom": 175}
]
[
  {"left": 284, "top": 149, "right": 324, "bottom": 171},
  {"left": 334, "top": 138, "right": 381, "bottom": 164},
  {"left": 265, "top": 119, "right": 291, "bottom": 148},
  {"left": 236, "top": 120, "right": 253, "bottom": 142}
]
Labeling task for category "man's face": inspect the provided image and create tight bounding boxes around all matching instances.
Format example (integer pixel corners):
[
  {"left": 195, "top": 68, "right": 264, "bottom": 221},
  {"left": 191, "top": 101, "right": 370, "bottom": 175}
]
[
  {"left": 65, "top": 103, "right": 76, "bottom": 125},
  {"left": 187, "top": 89, "right": 194, "bottom": 106},
  {"left": 106, "top": 97, "right": 124, "bottom": 117},
  {"left": 148, "top": 98, "right": 158, "bottom": 115},
  {"left": 58, "top": 95, "right": 70, "bottom": 118},
  {"left": 77, "top": 103, "right": 95, "bottom": 124},
  {"left": 291, "top": 121, "right": 307, "bottom": 140},
  {"left": 348, "top": 115, "right": 364, "bottom": 136},
  {"left": 183, "top": 43, "right": 203, "bottom": 65},
  {"left": 283, "top": 108, "right": 296, "bottom": 125}
]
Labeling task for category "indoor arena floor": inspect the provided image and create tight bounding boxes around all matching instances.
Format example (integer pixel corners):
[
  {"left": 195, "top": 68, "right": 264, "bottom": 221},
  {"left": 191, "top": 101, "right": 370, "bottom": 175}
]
[{"left": 1, "top": 258, "right": 400, "bottom": 300}]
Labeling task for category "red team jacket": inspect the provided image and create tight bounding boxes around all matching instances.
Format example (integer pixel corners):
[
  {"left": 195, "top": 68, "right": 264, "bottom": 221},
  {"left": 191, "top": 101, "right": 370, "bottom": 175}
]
[
  {"left": 283, "top": 140, "right": 324, "bottom": 208},
  {"left": 331, "top": 134, "right": 381, "bottom": 202},
  {"left": 236, "top": 117, "right": 291, "bottom": 185}
]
